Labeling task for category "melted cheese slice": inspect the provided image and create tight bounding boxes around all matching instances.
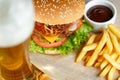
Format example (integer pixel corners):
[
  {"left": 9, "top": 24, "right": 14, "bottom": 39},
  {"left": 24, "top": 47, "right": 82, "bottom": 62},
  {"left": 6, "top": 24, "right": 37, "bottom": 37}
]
[{"left": 43, "top": 35, "right": 59, "bottom": 43}]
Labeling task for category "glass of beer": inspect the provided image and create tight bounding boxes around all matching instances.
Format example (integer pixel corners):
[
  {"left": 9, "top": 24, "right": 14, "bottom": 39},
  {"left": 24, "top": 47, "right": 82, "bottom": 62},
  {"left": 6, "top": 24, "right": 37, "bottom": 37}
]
[{"left": 0, "top": 0, "right": 35, "bottom": 80}]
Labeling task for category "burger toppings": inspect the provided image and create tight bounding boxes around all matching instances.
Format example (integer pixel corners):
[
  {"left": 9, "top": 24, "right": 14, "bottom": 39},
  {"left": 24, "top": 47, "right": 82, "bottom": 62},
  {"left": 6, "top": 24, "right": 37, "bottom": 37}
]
[
  {"left": 29, "top": 21, "right": 93, "bottom": 55},
  {"left": 32, "top": 19, "right": 83, "bottom": 48}
]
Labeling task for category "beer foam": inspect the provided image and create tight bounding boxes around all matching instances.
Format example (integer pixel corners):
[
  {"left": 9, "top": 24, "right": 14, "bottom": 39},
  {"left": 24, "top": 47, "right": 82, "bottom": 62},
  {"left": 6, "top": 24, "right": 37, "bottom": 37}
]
[{"left": 0, "top": 0, "right": 34, "bottom": 47}]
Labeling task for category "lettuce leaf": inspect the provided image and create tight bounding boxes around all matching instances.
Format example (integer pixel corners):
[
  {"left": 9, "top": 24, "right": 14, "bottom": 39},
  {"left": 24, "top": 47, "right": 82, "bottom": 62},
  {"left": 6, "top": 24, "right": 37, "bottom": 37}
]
[{"left": 29, "top": 21, "right": 93, "bottom": 55}]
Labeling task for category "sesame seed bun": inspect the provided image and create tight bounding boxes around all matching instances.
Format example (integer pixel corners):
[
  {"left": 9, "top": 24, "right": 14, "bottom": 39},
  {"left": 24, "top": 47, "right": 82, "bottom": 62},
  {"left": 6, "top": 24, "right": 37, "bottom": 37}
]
[{"left": 33, "top": 0, "right": 85, "bottom": 25}]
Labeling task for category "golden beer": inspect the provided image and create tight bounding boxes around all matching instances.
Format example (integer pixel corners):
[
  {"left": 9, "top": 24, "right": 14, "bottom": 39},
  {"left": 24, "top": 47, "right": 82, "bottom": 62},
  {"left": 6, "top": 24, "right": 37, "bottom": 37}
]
[
  {"left": 0, "top": 41, "right": 34, "bottom": 80},
  {"left": 0, "top": 0, "right": 35, "bottom": 80}
]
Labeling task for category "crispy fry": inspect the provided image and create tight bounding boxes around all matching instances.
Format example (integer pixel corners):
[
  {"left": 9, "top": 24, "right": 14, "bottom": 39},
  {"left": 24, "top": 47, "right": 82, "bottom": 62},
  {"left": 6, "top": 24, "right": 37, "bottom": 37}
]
[
  {"left": 85, "top": 55, "right": 91, "bottom": 63},
  {"left": 108, "top": 24, "right": 120, "bottom": 38},
  {"left": 108, "top": 30, "right": 120, "bottom": 54},
  {"left": 76, "top": 50, "right": 87, "bottom": 63},
  {"left": 97, "top": 56, "right": 104, "bottom": 63},
  {"left": 82, "top": 54, "right": 88, "bottom": 61},
  {"left": 84, "top": 51, "right": 93, "bottom": 63},
  {"left": 75, "top": 43, "right": 97, "bottom": 63},
  {"left": 99, "top": 46, "right": 108, "bottom": 55},
  {"left": 94, "top": 62, "right": 101, "bottom": 68},
  {"left": 86, "top": 29, "right": 108, "bottom": 66},
  {"left": 100, "top": 60, "right": 107, "bottom": 70},
  {"left": 108, "top": 67, "right": 116, "bottom": 80},
  {"left": 99, "top": 64, "right": 112, "bottom": 77},
  {"left": 100, "top": 60, "right": 108, "bottom": 70},
  {"left": 83, "top": 43, "right": 97, "bottom": 51},
  {"left": 103, "top": 53, "right": 120, "bottom": 70},
  {"left": 75, "top": 34, "right": 96, "bottom": 63},
  {"left": 108, "top": 54, "right": 120, "bottom": 80},
  {"left": 99, "top": 53, "right": 117, "bottom": 77},
  {"left": 93, "top": 56, "right": 104, "bottom": 68},
  {"left": 100, "top": 53, "right": 117, "bottom": 69},
  {"left": 106, "top": 31, "right": 113, "bottom": 54},
  {"left": 86, "top": 34, "right": 96, "bottom": 45},
  {"left": 116, "top": 55, "right": 120, "bottom": 63}
]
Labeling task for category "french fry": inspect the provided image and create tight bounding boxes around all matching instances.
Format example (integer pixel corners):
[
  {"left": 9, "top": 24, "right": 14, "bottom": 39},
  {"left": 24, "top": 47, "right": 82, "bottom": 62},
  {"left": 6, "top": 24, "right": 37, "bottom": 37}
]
[
  {"left": 97, "top": 56, "right": 104, "bottom": 63},
  {"left": 99, "top": 46, "right": 108, "bottom": 55},
  {"left": 86, "top": 34, "right": 96, "bottom": 45},
  {"left": 108, "top": 24, "right": 120, "bottom": 39},
  {"left": 75, "top": 34, "right": 96, "bottom": 63},
  {"left": 85, "top": 55, "right": 91, "bottom": 63},
  {"left": 94, "top": 62, "right": 101, "bottom": 68},
  {"left": 99, "top": 64, "right": 112, "bottom": 77},
  {"left": 108, "top": 67, "right": 116, "bottom": 80},
  {"left": 99, "top": 53, "right": 117, "bottom": 77},
  {"left": 108, "top": 54, "right": 120, "bottom": 80},
  {"left": 106, "top": 31, "right": 113, "bottom": 54},
  {"left": 75, "top": 34, "right": 97, "bottom": 63},
  {"left": 82, "top": 54, "right": 88, "bottom": 61},
  {"left": 100, "top": 53, "right": 117, "bottom": 69},
  {"left": 80, "top": 34, "right": 96, "bottom": 62},
  {"left": 100, "top": 60, "right": 109, "bottom": 70},
  {"left": 86, "top": 29, "right": 108, "bottom": 66},
  {"left": 75, "top": 43, "right": 97, "bottom": 63},
  {"left": 83, "top": 43, "right": 97, "bottom": 51},
  {"left": 108, "top": 30, "right": 120, "bottom": 54},
  {"left": 103, "top": 53, "right": 120, "bottom": 70},
  {"left": 84, "top": 51, "right": 93, "bottom": 63},
  {"left": 94, "top": 56, "right": 103, "bottom": 68},
  {"left": 75, "top": 50, "right": 87, "bottom": 63}
]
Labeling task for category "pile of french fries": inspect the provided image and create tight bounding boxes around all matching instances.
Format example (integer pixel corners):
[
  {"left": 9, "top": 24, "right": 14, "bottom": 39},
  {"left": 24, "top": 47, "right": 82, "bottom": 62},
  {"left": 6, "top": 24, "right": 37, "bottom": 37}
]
[{"left": 76, "top": 24, "right": 120, "bottom": 80}]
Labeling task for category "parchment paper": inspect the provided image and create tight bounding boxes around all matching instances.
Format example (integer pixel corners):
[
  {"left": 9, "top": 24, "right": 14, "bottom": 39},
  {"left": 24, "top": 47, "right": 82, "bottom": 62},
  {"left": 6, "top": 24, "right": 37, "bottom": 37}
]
[{"left": 30, "top": 0, "right": 120, "bottom": 80}]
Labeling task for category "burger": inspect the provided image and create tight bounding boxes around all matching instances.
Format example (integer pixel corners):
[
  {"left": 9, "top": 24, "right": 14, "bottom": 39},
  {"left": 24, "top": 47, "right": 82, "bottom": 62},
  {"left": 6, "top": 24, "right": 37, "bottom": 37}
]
[{"left": 29, "top": 0, "right": 93, "bottom": 55}]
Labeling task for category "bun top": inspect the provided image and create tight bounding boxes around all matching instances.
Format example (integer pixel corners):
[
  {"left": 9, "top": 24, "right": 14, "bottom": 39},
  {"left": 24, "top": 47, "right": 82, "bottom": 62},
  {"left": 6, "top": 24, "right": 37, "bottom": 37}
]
[{"left": 33, "top": 0, "right": 85, "bottom": 25}]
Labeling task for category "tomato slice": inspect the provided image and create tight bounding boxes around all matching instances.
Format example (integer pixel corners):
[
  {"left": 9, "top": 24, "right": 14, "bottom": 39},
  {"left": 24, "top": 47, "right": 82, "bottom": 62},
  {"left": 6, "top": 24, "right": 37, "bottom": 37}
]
[{"left": 32, "top": 34, "right": 67, "bottom": 48}]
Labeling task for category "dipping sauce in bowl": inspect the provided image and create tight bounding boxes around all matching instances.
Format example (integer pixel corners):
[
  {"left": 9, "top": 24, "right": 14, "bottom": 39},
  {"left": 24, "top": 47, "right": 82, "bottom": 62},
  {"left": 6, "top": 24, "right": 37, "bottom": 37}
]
[
  {"left": 87, "top": 5, "right": 113, "bottom": 22},
  {"left": 84, "top": 0, "right": 117, "bottom": 32}
]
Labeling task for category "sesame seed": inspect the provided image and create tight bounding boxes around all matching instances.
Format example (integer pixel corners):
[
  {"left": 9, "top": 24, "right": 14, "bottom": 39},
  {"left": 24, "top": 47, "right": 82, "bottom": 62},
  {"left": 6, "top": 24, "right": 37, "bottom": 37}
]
[
  {"left": 50, "top": 8, "right": 55, "bottom": 12},
  {"left": 45, "top": 8, "right": 48, "bottom": 11},
  {"left": 36, "top": 0, "right": 39, "bottom": 4},
  {"left": 37, "top": 5, "right": 40, "bottom": 8},
  {"left": 53, "top": 5, "right": 57, "bottom": 9},
  {"left": 46, "top": 3, "right": 52, "bottom": 7}
]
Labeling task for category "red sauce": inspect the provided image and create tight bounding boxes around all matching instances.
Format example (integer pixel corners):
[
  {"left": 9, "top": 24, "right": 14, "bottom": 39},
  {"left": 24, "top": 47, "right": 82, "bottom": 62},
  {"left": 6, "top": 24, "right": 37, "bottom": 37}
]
[{"left": 87, "top": 5, "right": 113, "bottom": 22}]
